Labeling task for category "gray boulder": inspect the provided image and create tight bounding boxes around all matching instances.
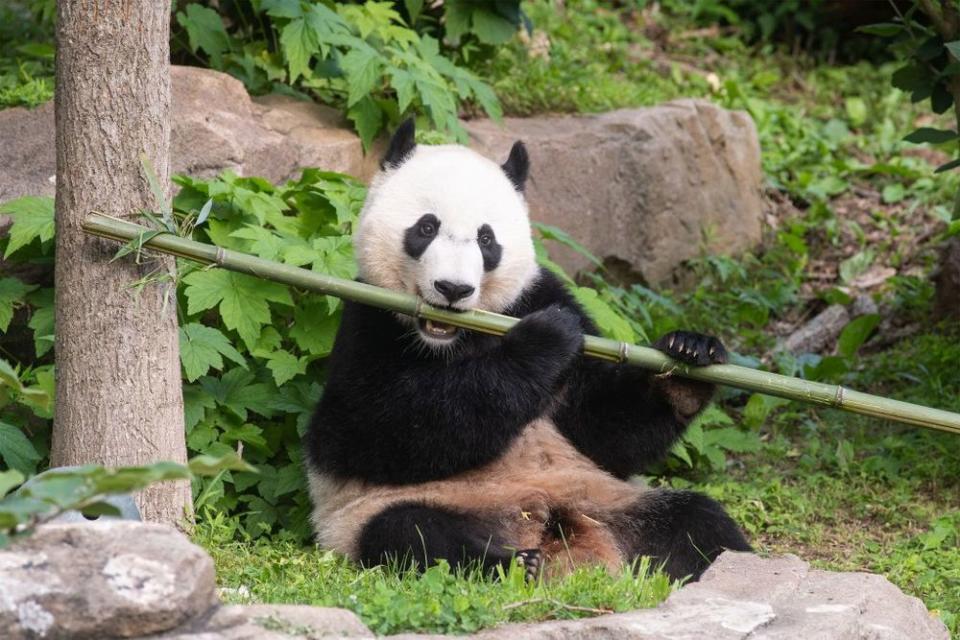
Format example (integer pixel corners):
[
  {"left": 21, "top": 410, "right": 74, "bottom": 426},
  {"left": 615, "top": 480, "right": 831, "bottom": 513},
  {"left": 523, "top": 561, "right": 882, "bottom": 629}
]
[
  {"left": 0, "top": 521, "right": 217, "bottom": 639},
  {"left": 386, "top": 552, "right": 949, "bottom": 639},
  {"left": 0, "top": 522, "right": 947, "bottom": 639},
  {"left": 0, "top": 67, "right": 763, "bottom": 281},
  {"left": 467, "top": 101, "right": 765, "bottom": 284}
]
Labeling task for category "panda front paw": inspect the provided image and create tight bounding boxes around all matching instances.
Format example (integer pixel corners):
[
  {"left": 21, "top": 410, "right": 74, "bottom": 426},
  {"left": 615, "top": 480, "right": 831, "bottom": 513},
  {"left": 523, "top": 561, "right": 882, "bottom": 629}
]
[
  {"left": 505, "top": 305, "right": 584, "bottom": 363},
  {"left": 654, "top": 331, "right": 727, "bottom": 366}
]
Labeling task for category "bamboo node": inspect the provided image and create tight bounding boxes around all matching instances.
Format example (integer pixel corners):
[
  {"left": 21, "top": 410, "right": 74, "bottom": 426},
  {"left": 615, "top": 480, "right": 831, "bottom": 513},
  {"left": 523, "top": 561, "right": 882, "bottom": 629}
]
[
  {"left": 215, "top": 247, "right": 226, "bottom": 266},
  {"left": 414, "top": 297, "right": 424, "bottom": 318},
  {"left": 833, "top": 385, "right": 845, "bottom": 407},
  {"left": 617, "top": 341, "right": 629, "bottom": 363}
]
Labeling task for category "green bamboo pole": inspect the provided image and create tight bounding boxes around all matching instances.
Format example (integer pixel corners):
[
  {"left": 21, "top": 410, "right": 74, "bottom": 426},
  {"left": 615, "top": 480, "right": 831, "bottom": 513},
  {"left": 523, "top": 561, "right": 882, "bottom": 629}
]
[{"left": 82, "top": 213, "right": 960, "bottom": 436}]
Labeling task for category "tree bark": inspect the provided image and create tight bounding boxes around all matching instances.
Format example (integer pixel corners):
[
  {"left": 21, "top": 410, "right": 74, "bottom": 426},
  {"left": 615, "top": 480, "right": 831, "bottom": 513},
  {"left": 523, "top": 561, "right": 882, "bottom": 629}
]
[{"left": 53, "top": 0, "right": 190, "bottom": 524}]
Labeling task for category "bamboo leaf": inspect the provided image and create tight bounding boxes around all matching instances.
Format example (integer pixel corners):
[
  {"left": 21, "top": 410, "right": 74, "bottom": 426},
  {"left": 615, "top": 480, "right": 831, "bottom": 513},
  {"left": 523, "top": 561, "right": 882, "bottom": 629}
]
[
  {"left": 837, "top": 314, "right": 880, "bottom": 358},
  {"left": 903, "top": 127, "right": 958, "bottom": 144}
]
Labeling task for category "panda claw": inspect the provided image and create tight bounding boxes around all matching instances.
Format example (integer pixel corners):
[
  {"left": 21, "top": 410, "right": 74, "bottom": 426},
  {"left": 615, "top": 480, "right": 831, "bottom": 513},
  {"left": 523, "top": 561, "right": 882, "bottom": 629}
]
[{"left": 516, "top": 549, "right": 542, "bottom": 581}]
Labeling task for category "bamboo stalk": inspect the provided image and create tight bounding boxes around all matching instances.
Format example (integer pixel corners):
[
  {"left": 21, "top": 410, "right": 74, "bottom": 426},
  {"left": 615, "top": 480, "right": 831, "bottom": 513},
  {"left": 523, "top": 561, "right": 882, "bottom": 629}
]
[{"left": 81, "top": 213, "right": 960, "bottom": 436}]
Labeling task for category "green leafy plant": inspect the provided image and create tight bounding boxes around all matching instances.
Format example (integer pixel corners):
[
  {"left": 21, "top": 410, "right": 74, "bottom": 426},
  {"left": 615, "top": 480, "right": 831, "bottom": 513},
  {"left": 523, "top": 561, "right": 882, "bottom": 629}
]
[
  {"left": 173, "top": 1, "right": 502, "bottom": 149},
  {"left": 0, "top": 453, "right": 254, "bottom": 548}
]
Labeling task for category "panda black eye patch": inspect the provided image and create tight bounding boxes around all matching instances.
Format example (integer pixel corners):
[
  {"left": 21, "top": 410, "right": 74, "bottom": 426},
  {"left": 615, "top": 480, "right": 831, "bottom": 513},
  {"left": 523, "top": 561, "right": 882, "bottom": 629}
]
[
  {"left": 404, "top": 214, "right": 441, "bottom": 259},
  {"left": 477, "top": 224, "right": 502, "bottom": 271}
]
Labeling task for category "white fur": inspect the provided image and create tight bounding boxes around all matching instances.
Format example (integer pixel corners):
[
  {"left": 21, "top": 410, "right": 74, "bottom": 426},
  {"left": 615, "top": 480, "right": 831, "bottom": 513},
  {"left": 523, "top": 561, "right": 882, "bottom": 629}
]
[{"left": 354, "top": 144, "right": 539, "bottom": 340}]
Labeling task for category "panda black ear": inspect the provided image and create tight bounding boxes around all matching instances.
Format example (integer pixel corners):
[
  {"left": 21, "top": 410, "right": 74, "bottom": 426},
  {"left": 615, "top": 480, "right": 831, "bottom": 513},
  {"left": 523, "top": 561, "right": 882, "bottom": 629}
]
[
  {"left": 501, "top": 141, "right": 529, "bottom": 192},
  {"left": 381, "top": 118, "right": 417, "bottom": 170}
]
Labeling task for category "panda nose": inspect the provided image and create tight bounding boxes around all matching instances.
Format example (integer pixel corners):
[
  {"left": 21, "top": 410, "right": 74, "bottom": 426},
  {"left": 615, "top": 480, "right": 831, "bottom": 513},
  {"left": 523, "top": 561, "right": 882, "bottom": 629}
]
[{"left": 433, "top": 280, "right": 475, "bottom": 303}]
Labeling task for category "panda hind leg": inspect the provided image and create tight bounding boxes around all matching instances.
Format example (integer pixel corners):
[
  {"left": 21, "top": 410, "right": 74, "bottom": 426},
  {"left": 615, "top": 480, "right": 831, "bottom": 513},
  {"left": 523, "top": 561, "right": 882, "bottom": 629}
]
[
  {"left": 357, "top": 501, "right": 537, "bottom": 578},
  {"left": 616, "top": 489, "right": 750, "bottom": 583}
]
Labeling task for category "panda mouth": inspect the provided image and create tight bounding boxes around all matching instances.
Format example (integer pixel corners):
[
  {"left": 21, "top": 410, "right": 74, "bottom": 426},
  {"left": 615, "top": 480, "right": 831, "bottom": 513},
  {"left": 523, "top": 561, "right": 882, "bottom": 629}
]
[{"left": 418, "top": 318, "right": 459, "bottom": 341}]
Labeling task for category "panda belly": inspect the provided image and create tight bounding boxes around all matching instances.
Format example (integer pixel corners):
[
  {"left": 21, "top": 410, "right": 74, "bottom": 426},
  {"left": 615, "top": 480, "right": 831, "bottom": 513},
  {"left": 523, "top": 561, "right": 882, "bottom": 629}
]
[{"left": 307, "top": 418, "right": 648, "bottom": 576}]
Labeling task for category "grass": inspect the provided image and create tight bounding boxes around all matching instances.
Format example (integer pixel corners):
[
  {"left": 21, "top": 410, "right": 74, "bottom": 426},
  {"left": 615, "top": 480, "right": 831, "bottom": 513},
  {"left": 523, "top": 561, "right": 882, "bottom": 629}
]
[
  {"left": 0, "top": 2, "right": 54, "bottom": 110},
  {"left": 196, "top": 514, "right": 675, "bottom": 636}
]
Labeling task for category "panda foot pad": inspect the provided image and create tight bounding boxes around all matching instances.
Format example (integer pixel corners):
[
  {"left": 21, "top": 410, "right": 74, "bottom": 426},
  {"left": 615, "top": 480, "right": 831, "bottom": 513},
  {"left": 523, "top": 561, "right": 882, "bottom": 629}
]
[{"left": 515, "top": 549, "right": 542, "bottom": 581}]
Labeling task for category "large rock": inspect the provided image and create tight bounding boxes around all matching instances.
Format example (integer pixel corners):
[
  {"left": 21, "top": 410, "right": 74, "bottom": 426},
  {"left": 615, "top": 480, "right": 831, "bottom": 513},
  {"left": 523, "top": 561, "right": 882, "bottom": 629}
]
[
  {"left": 386, "top": 552, "right": 949, "bottom": 640},
  {"left": 1, "top": 523, "right": 946, "bottom": 639},
  {"left": 0, "top": 66, "right": 378, "bottom": 204},
  {"left": 466, "top": 102, "right": 765, "bottom": 284},
  {"left": 0, "top": 521, "right": 217, "bottom": 639},
  {"left": 0, "top": 68, "right": 763, "bottom": 281},
  {"left": 933, "top": 236, "right": 960, "bottom": 319}
]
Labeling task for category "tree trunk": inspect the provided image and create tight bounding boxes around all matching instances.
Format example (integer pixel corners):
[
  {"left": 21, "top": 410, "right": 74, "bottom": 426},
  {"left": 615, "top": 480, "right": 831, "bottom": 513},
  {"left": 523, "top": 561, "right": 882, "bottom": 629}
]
[{"left": 53, "top": 0, "right": 190, "bottom": 525}]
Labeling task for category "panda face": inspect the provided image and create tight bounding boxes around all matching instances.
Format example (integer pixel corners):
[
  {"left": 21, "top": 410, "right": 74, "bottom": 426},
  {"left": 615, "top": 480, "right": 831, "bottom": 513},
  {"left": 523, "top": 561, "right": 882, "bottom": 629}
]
[{"left": 354, "top": 121, "right": 539, "bottom": 349}]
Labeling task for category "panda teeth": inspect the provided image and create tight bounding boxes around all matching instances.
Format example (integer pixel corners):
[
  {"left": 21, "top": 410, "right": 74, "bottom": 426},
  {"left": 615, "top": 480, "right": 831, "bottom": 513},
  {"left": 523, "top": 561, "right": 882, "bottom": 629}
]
[{"left": 424, "top": 319, "right": 457, "bottom": 338}]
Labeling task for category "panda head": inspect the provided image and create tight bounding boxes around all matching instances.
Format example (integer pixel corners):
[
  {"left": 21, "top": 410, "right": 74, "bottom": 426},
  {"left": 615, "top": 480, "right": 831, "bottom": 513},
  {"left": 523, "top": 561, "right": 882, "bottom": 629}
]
[{"left": 355, "top": 119, "right": 539, "bottom": 348}]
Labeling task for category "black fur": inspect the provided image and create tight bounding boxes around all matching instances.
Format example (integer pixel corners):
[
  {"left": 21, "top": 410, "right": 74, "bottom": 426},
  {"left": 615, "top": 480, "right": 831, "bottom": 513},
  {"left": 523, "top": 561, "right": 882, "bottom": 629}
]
[
  {"left": 357, "top": 502, "right": 514, "bottom": 573},
  {"left": 305, "top": 267, "right": 716, "bottom": 483},
  {"left": 477, "top": 224, "right": 502, "bottom": 272},
  {"left": 614, "top": 490, "right": 751, "bottom": 581},
  {"left": 404, "top": 213, "right": 440, "bottom": 259},
  {"left": 501, "top": 141, "right": 530, "bottom": 192},
  {"left": 304, "top": 285, "right": 583, "bottom": 484},
  {"left": 305, "top": 267, "right": 745, "bottom": 578},
  {"left": 382, "top": 118, "right": 417, "bottom": 170}
]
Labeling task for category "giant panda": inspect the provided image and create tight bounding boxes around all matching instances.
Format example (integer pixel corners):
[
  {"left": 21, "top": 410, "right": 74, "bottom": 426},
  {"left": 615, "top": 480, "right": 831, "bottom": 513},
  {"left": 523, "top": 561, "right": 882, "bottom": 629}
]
[{"left": 303, "top": 119, "right": 750, "bottom": 582}]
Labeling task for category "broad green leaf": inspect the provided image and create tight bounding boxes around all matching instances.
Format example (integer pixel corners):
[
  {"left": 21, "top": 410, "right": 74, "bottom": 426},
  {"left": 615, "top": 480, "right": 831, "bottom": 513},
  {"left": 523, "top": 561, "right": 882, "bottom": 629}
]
[
  {"left": 79, "top": 502, "right": 123, "bottom": 518},
  {"left": 388, "top": 67, "right": 416, "bottom": 113},
  {"left": 705, "top": 427, "right": 760, "bottom": 454},
  {"left": 262, "top": 0, "right": 304, "bottom": 19},
  {"left": 670, "top": 441, "right": 693, "bottom": 467},
  {"left": 0, "top": 470, "right": 24, "bottom": 498},
  {"left": 946, "top": 40, "right": 960, "bottom": 61},
  {"left": 199, "top": 368, "right": 277, "bottom": 420},
  {"left": 573, "top": 287, "right": 634, "bottom": 342},
  {"left": 844, "top": 97, "right": 867, "bottom": 127},
  {"left": 289, "top": 299, "right": 340, "bottom": 356},
  {"left": 935, "top": 157, "right": 960, "bottom": 173},
  {"left": 903, "top": 127, "right": 958, "bottom": 144},
  {"left": 855, "top": 23, "right": 903, "bottom": 37},
  {"left": 265, "top": 350, "right": 308, "bottom": 386},
  {"left": 404, "top": 0, "right": 424, "bottom": 23},
  {"left": 347, "top": 96, "right": 383, "bottom": 152},
  {"left": 280, "top": 17, "right": 317, "bottom": 83},
  {"left": 881, "top": 183, "right": 905, "bottom": 204},
  {"left": 470, "top": 9, "right": 517, "bottom": 44},
  {"left": 838, "top": 250, "right": 874, "bottom": 284},
  {"left": 187, "top": 453, "right": 257, "bottom": 476},
  {"left": 535, "top": 223, "right": 602, "bottom": 266},
  {"left": 311, "top": 236, "right": 356, "bottom": 279},
  {"left": 443, "top": 1, "right": 472, "bottom": 42},
  {"left": 222, "top": 423, "right": 268, "bottom": 449},
  {"left": 183, "top": 269, "right": 292, "bottom": 349},
  {"left": 837, "top": 314, "right": 880, "bottom": 358},
  {"left": 179, "top": 323, "right": 247, "bottom": 382},
  {"left": 340, "top": 46, "right": 383, "bottom": 106},
  {"left": 0, "top": 421, "right": 41, "bottom": 474},
  {"left": 176, "top": 5, "right": 231, "bottom": 68},
  {"left": 0, "top": 278, "right": 32, "bottom": 332},
  {"left": 1, "top": 196, "right": 54, "bottom": 258},
  {"left": 26, "top": 288, "right": 54, "bottom": 358},
  {"left": 183, "top": 384, "right": 216, "bottom": 430}
]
